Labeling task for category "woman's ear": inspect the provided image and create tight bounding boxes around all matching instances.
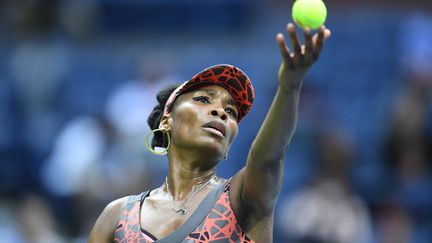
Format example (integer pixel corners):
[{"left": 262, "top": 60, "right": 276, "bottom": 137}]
[{"left": 159, "top": 114, "right": 171, "bottom": 131}]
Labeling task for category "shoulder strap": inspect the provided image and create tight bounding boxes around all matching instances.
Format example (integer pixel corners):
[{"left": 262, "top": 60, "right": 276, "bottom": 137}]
[
  {"left": 124, "top": 191, "right": 149, "bottom": 210},
  {"left": 156, "top": 182, "right": 225, "bottom": 243},
  {"left": 114, "top": 191, "right": 151, "bottom": 241},
  {"left": 120, "top": 191, "right": 150, "bottom": 225},
  {"left": 139, "top": 191, "right": 151, "bottom": 205}
]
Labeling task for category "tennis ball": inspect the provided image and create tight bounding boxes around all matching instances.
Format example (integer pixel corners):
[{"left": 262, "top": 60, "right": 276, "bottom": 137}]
[{"left": 292, "top": 0, "right": 327, "bottom": 30}]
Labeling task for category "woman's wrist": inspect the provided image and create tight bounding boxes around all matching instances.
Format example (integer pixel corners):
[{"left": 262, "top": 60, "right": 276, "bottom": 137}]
[{"left": 278, "top": 80, "right": 303, "bottom": 95}]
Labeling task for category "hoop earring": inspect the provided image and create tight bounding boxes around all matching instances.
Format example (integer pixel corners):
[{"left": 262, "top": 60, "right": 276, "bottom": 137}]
[{"left": 145, "top": 128, "right": 171, "bottom": 155}]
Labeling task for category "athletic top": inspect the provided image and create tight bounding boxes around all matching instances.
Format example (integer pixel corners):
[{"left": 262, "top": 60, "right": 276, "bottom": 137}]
[{"left": 113, "top": 181, "right": 254, "bottom": 243}]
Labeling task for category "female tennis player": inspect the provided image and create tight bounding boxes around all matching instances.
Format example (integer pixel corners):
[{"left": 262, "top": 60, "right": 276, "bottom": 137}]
[{"left": 89, "top": 23, "right": 331, "bottom": 243}]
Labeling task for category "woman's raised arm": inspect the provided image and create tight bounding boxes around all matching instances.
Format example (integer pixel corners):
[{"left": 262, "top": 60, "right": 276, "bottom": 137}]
[{"left": 233, "top": 23, "right": 331, "bottom": 215}]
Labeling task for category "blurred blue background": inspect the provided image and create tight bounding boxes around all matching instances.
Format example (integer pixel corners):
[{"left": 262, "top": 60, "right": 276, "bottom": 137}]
[{"left": 1, "top": 0, "right": 432, "bottom": 242}]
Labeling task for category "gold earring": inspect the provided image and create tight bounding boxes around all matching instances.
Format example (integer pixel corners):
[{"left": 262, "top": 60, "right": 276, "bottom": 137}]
[{"left": 145, "top": 128, "right": 171, "bottom": 155}]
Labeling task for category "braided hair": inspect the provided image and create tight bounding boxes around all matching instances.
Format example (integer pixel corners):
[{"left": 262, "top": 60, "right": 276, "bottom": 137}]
[{"left": 147, "top": 84, "right": 180, "bottom": 149}]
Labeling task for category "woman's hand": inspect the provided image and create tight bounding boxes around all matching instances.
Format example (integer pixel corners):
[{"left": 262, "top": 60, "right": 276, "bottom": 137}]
[{"left": 276, "top": 23, "right": 331, "bottom": 93}]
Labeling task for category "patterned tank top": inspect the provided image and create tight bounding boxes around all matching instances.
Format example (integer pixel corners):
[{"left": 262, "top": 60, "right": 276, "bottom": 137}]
[{"left": 113, "top": 181, "right": 254, "bottom": 243}]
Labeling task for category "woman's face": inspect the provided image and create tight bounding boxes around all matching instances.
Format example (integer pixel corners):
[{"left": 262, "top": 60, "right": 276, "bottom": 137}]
[{"left": 165, "top": 85, "right": 239, "bottom": 159}]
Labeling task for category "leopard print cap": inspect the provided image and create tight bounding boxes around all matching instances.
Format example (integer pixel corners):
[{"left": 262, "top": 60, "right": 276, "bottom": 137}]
[{"left": 163, "top": 64, "right": 255, "bottom": 123}]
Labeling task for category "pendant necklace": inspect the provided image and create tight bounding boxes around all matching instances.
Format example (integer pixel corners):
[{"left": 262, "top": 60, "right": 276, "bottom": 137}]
[{"left": 165, "top": 175, "right": 216, "bottom": 215}]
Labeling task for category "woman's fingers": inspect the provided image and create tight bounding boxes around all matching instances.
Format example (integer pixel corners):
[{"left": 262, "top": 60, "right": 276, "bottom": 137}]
[
  {"left": 276, "top": 33, "right": 291, "bottom": 59},
  {"left": 287, "top": 23, "right": 302, "bottom": 64},
  {"left": 324, "top": 28, "right": 331, "bottom": 39},
  {"left": 276, "top": 33, "right": 294, "bottom": 68},
  {"left": 312, "top": 26, "right": 331, "bottom": 61},
  {"left": 303, "top": 27, "right": 313, "bottom": 65},
  {"left": 279, "top": 23, "right": 331, "bottom": 68}
]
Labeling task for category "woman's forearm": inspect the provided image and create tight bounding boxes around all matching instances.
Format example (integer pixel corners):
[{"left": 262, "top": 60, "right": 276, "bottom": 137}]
[{"left": 248, "top": 84, "right": 302, "bottom": 167}]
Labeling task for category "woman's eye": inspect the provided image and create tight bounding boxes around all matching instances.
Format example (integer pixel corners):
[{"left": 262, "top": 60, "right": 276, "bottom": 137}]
[
  {"left": 193, "top": 96, "right": 210, "bottom": 103},
  {"left": 225, "top": 108, "right": 238, "bottom": 119}
]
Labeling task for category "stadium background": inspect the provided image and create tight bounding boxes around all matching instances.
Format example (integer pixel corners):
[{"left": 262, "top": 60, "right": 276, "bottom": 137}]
[{"left": 0, "top": 0, "right": 431, "bottom": 242}]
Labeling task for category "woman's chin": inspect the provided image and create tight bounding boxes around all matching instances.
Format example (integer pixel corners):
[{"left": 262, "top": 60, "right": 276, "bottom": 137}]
[{"left": 190, "top": 139, "right": 225, "bottom": 157}]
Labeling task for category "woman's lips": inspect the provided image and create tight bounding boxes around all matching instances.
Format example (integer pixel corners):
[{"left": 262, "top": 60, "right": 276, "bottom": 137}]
[
  {"left": 202, "top": 120, "right": 226, "bottom": 137},
  {"left": 203, "top": 127, "right": 225, "bottom": 137}
]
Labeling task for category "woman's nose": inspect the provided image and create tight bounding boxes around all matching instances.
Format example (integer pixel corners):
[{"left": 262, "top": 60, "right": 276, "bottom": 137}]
[{"left": 211, "top": 109, "right": 227, "bottom": 121}]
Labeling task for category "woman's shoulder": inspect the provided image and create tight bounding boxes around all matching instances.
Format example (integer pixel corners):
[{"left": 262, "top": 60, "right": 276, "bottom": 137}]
[
  {"left": 106, "top": 190, "right": 151, "bottom": 213},
  {"left": 89, "top": 196, "right": 130, "bottom": 242},
  {"left": 106, "top": 196, "right": 129, "bottom": 213},
  {"left": 92, "top": 193, "right": 147, "bottom": 229},
  {"left": 97, "top": 196, "right": 130, "bottom": 226},
  {"left": 100, "top": 192, "right": 148, "bottom": 220}
]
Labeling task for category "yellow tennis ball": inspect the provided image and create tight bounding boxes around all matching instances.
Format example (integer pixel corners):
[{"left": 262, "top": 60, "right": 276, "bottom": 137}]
[{"left": 292, "top": 0, "right": 327, "bottom": 30}]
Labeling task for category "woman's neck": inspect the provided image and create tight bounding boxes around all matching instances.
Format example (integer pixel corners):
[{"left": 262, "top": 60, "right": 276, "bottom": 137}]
[{"left": 165, "top": 147, "right": 220, "bottom": 200}]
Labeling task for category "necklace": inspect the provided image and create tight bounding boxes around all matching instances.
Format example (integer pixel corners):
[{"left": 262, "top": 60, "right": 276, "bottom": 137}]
[{"left": 165, "top": 175, "right": 217, "bottom": 215}]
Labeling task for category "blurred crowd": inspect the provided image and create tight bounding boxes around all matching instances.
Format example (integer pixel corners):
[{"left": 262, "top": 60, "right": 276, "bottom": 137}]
[{"left": 0, "top": 1, "right": 431, "bottom": 243}]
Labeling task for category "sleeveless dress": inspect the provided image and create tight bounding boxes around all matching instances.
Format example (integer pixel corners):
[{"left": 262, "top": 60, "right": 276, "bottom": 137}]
[{"left": 113, "top": 181, "right": 254, "bottom": 243}]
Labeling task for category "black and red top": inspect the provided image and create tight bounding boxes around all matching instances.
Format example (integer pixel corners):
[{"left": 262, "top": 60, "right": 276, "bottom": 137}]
[{"left": 113, "top": 181, "right": 254, "bottom": 243}]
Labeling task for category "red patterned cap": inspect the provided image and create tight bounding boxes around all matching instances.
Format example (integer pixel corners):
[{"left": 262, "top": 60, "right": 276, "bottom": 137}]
[{"left": 163, "top": 64, "right": 254, "bottom": 123}]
